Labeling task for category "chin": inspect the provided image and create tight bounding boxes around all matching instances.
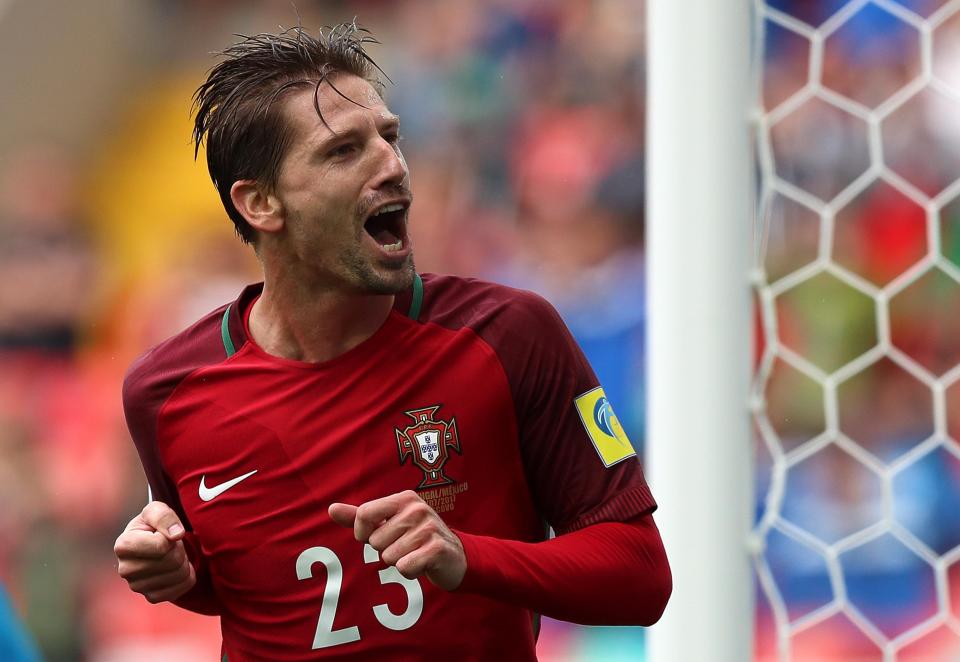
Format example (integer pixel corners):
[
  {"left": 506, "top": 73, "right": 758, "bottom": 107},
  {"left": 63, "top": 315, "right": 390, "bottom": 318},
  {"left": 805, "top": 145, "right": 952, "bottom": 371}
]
[{"left": 363, "top": 258, "right": 416, "bottom": 295}]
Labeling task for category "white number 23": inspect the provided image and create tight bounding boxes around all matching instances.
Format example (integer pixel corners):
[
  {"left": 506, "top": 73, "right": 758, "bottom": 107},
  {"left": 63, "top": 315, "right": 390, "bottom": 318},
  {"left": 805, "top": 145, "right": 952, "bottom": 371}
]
[{"left": 295, "top": 544, "right": 424, "bottom": 649}]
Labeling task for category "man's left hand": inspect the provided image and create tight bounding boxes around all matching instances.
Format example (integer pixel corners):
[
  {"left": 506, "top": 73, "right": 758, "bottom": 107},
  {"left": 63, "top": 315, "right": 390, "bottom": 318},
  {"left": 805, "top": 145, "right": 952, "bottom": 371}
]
[{"left": 329, "top": 490, "right": 466, "bottom": 591}]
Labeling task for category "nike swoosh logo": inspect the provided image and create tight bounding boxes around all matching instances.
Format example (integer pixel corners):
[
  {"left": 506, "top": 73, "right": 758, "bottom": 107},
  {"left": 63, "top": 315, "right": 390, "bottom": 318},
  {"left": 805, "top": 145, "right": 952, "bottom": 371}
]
[{"left": 199, "top": 469, "right": 258, "bottom": 502}]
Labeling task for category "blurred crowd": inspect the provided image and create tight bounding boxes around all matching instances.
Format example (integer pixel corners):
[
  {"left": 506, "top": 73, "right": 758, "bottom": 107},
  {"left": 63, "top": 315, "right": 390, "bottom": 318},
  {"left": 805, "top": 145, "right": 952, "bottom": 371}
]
[
  {"left": 2, "top": 0, "right": 959, "bottom": 660},
  {"left": 0, "top": 0, "right": 645, "bottom": 660}
]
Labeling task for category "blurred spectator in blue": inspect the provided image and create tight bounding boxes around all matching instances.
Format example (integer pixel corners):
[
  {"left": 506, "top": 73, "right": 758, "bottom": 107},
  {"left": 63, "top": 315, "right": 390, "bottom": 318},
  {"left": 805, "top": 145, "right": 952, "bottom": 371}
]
[
  {"left": 0, "top": 586, "right": 40, "bottom": 662},
  {"left": 489, "top": 108, "right": 646, "bottom": 442}
]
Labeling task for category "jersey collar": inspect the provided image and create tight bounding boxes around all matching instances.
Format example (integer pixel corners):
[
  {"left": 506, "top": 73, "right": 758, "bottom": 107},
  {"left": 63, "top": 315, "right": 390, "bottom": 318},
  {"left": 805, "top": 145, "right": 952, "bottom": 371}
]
[{"left": 219, "top": 274, "right": 424, "bottom": 359}]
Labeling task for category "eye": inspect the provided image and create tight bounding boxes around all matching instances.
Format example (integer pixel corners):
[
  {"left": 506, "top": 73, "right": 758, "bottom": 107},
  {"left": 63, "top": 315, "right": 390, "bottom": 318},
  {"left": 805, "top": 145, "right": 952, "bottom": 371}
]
[
  {"left": 330, "top": 142, "right": 358, "bottom": 158},
  {"left": 383, "top": 131, "right": 403, "bottom": 145}
]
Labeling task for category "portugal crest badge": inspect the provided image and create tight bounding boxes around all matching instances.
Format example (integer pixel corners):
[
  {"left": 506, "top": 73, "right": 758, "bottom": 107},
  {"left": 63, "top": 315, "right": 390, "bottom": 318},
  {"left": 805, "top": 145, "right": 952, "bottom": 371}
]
[{"left": 395, "top": 405, "right": 461, "bottom": 488}]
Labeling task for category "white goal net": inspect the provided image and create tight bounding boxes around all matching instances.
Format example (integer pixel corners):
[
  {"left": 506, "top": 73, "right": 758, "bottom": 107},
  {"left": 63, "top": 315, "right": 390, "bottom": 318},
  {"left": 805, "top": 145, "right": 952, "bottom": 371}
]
[{"left": 753, "top": 1, "right": 960, "bottom": 660}]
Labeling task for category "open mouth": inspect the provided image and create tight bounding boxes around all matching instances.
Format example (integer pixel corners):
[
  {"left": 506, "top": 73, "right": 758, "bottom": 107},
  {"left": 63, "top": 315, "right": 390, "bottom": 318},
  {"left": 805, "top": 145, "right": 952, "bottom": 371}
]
[{"left": 363, "top": 203, "right": 408, "bottom": 253}]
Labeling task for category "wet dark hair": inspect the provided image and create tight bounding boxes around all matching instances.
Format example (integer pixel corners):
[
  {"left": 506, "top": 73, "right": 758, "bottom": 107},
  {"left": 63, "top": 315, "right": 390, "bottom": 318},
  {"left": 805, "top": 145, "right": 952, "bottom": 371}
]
[{"left": 192, "top": 20, "right": 386, "bottom": 243}]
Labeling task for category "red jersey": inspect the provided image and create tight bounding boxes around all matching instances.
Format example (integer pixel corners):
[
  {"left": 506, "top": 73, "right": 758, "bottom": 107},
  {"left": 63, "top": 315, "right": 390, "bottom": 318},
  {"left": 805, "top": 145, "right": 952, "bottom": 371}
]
[{"left": 123, "top": 273, "right": 656, "bottom": 661}]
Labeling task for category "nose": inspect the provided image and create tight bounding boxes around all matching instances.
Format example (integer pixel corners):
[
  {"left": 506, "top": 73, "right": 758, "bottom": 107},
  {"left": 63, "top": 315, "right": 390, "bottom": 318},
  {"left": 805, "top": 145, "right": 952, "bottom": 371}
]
[{"left": 371, "top": 136, "right": 408, "bottom": 190}]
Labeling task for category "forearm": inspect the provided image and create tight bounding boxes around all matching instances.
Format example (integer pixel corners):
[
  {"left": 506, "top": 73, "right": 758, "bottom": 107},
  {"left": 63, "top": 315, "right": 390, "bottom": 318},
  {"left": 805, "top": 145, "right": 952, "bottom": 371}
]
[
  {"left": 172, "top": 532, "right": 221, "bottom": 616},
  {"left": 454, "top": 515, "right": 671, "bottom": 626}
]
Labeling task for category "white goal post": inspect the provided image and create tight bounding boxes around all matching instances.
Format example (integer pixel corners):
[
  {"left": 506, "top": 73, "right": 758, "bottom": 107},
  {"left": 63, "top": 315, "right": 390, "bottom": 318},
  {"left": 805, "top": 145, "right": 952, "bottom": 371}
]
[{"left": 645, "top": 1, "right": 756, "bottom": 661}]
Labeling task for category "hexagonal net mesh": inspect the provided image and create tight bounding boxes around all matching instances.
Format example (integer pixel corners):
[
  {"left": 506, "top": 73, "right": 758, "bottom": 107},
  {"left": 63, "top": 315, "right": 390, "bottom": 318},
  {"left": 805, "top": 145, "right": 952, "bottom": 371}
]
[{"left": 753, "top": 0, "right": 960, "bottom": 659}]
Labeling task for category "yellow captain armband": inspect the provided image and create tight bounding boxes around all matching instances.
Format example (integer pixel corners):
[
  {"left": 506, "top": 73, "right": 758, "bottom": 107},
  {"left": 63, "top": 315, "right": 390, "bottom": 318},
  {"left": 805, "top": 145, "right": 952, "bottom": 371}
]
[{"left": 574, "top": 386, "right": 636, "bottom": 467}]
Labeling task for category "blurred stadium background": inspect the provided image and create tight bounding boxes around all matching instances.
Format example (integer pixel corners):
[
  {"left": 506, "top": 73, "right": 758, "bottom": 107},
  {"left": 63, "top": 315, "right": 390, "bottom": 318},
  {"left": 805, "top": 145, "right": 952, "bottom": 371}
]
[{"left": 0, "top": 0, "right": 958, "bottom": 660}]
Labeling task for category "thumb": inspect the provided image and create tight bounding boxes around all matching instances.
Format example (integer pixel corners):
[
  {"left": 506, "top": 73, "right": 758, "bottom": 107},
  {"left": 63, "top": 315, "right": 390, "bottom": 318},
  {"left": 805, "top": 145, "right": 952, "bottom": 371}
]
[
  {"left": 328, "top": 503, "right": 358, "bottom": 529},
  {"left": 140, "top": 501, "right": 186, "bottom": 541}
]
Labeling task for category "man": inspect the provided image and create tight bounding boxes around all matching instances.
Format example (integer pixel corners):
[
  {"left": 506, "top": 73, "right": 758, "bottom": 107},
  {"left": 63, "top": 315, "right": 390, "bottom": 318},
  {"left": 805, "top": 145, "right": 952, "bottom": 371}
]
[{"left": 114, "top": 22, "right": 670, "bottom": 661}]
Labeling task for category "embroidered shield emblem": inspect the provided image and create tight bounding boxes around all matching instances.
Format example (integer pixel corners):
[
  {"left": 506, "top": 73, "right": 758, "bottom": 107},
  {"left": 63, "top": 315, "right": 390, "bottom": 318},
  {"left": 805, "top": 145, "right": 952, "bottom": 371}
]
[{"left": 395, "top": 405, "right": 461, "bottom": 488}]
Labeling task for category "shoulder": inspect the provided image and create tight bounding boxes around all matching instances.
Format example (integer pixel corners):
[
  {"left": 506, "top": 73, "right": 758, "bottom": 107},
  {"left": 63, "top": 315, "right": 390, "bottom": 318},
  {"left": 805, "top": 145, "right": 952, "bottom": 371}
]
[
  {"left": 122, "top": 302, "right": 233, "bottom": 415},
  {"left": 418, "top": 272, "right": 564, "bottom": 334},
  {"left": 417, "top": 273, "right": 583, "bottom": 384}
]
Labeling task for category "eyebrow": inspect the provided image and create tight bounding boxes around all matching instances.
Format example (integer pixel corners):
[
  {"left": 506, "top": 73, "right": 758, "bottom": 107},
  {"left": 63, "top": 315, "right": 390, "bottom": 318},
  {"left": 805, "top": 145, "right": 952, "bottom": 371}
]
[{"left": 313, "top": 114, "right": 401, "bottom": 153}]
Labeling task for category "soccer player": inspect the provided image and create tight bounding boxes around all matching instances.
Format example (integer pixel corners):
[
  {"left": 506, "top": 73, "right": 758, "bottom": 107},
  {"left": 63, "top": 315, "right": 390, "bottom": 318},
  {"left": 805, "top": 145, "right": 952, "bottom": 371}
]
[{"left": 114, "top": 22, "right": 671, "bottom": 661}]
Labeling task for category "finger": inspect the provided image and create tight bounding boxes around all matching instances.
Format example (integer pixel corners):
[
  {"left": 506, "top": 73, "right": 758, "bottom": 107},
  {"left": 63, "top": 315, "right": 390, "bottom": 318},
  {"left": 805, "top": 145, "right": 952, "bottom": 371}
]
[
  {"left": 140, "top": 501, "right": 186, "bottom": 540},
  {"left": 142, "top": 564, "right": 197, "bottom": 604},
  {"left": 353, "top": 493, "right": 411, "bottom": 542},
  {"left": 353, "top": 496, "right": 400, "bottom": 542},
  {"left": 368, "top": 495, "right": 439, "bottom": 551},
  {"left": 378, "top": 527, "right": 429, "bottom": 567},
  {"left": 114, "top": 529, "right": 176, "bottom": 561},
  {"left": 367, "top": 513, "right": 419, "bottom": 553},
  {"left": 118, "top": 542, "right": 188, "bottom": 580},
  {"left": 120, "top": 555, "right": 187, "bottom": 582},
  {"left": 128, "top": 563, "right": 193, "bottom": 594},
  {"left": 328, "top": 503, "right": 358, "bottom": 529},
  {"left": 394, "top": 544, "right": 437, "bottom": 580}
]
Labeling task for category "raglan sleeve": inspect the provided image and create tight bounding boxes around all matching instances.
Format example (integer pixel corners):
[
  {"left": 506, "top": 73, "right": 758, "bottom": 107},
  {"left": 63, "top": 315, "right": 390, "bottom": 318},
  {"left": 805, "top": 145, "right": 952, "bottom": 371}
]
[
  {"left": 452, "top": 287, "right": 670, "bottom": 625},
  {"left": 121, "top": 358, "right": 221, "bottom": 616},
  {"left": 494, "top": 290, "right": 656, "bottom": 533}
]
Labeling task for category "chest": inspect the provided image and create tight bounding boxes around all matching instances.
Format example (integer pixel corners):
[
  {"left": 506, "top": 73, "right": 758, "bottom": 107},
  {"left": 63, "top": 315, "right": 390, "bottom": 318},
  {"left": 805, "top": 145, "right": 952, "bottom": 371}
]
[{"left": 157, "top": 338, "right": 538, "bottom": 559}]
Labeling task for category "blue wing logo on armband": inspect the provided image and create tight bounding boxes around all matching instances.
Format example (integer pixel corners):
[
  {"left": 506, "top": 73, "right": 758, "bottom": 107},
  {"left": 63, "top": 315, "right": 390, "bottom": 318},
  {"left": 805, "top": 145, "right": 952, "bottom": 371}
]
[
  {"left": 594, "top": 398, "right": 616, "bottom": 436},
  {"left": 574, "top": 387, "right": 636, "bottom": 467}
]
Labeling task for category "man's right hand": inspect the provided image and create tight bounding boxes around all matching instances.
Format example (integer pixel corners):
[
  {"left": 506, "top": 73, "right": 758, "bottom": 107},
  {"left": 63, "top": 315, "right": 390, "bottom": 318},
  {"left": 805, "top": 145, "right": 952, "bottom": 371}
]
[{"left": 114, "top": 501, "right": 196, "bottom": 603}]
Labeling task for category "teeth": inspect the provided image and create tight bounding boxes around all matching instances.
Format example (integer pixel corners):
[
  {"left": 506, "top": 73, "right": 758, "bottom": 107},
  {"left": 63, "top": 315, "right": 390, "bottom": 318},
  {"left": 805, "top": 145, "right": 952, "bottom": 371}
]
[
  {"left": 382, "top": 239, "right": 403, "bottom": 252},
  {"left": 373, "top": 203, "right": 404, "bottom": 216}
]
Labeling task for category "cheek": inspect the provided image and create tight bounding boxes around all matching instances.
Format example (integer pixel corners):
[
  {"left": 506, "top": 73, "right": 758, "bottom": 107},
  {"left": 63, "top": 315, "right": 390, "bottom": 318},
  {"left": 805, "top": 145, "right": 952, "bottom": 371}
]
[{"left": 284, "top": 184, "right": 349, "bottom": 222}]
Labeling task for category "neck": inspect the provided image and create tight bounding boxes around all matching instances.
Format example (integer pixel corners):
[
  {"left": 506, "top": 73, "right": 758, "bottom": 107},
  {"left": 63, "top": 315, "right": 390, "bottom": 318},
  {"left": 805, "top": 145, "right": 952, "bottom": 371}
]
[{"left": 248, "top": 270, "right": 395, "bottom": 363}]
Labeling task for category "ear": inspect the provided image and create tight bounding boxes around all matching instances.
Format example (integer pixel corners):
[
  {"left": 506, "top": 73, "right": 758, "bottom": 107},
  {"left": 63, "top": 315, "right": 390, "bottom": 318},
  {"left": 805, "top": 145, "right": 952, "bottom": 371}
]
[{"left": 230, "top": 180, "right": 284, "bottom": 235}]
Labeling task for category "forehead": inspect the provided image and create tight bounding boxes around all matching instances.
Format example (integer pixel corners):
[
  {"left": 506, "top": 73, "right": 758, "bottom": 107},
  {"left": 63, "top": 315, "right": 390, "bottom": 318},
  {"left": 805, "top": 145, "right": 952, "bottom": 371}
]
[{"left": 282, "top": 74, "right": 395, "bottom": 144}]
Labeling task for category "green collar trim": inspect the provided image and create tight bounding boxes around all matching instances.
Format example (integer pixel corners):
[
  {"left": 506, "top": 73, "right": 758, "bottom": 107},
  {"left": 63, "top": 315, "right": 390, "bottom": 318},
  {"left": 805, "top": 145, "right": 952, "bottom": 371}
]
[
  {"left": 408, "top": 273, "right": 423, "bottom": 321},
  {"left": 221, "top": 304, "right": 237, "bottom": 358}
]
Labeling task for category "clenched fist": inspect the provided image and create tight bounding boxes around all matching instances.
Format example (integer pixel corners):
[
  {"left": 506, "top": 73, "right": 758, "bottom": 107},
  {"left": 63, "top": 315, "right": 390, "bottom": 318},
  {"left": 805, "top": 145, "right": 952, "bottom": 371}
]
[
  {"left": 329, "top": 490, "right": 466, "bottom": 590},
  {"left": 114, "top": 501, "right": 196, "bottom": 603}
]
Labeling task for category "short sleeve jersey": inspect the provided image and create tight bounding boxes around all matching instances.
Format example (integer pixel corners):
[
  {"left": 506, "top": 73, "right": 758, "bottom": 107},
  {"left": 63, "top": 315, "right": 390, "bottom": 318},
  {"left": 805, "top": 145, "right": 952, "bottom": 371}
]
[{"left": 123, "top": 273, "right": 657, "bottom": 661}]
